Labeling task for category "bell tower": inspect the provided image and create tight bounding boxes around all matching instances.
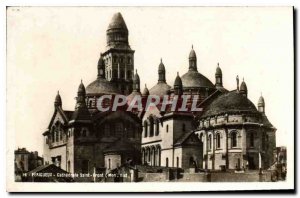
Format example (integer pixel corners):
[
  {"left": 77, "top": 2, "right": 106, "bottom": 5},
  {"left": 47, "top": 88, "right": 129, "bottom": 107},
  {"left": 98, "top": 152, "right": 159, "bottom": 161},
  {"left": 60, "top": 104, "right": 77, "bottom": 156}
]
[{"left": 102, "top": 12, "right": 135, "bottom": 95}]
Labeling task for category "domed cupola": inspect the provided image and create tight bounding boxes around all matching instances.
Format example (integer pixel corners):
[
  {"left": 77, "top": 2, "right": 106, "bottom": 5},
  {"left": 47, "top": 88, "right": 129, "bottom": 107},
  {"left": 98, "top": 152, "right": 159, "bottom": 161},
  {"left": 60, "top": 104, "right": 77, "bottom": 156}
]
[
  {"left": 78, "top": 80, "right": 86, "bottom": 96},
  {"left": 181, "top": 46, "right": 214, "bottom": 90},
  {"left": 71, "top": 80, "right": 92, "bottom": 122},
  {"left": 258, "top": 94, "right": 265, "bottom": 113},
  {"left": 54, "top": 91, "right": 62, "bottom": 108},
  {"left": 240, "top": 78, "right": 248, "bottom": 97},
  {"left": 127, "top": 70, "right": 141, "bottom": 102},
  {"left": 189, "top": 45, "right": 197, "bottom": 71},
  {"left": 76, "top": 80, "right": 87, "bottom": 110},
  {"left": 97, "top": 54, "right": 105, "bottom": 79},
  {"left": 158, "top": 58, "right": 166, "bottom": 83},
  {"left": 86, "top": 54, "right": 120, "bottom": 96},
  {"left": 174, "top": 72, "right": 183, "bottom": 95},
  {"left": 149, "top": 59, "right": 171, "bottom": 97},
  {"left": 142, "top": 84, "right": 150, "bottom": 96},
  {"left": 215, "top": 63, "right": 223, "bottom": 87},
  {"left": 133, "top": 69, "right": 140, "bottom": 92}
]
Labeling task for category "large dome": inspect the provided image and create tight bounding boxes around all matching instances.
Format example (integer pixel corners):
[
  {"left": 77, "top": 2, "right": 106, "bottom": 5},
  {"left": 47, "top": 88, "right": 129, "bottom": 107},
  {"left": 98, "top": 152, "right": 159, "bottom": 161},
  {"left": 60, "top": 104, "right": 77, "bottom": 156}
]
[
  {"left": 149, "top": 82, "right": 171, "bottom": 97},
  {"left": 181, "top": 70, "right": 214, "bottom": 89},
  {"left": 86, "top": 78, "right": 120, "bottom": 95},
  {"left": 201, "top": 91, "right": 258, "bottom": 118}
]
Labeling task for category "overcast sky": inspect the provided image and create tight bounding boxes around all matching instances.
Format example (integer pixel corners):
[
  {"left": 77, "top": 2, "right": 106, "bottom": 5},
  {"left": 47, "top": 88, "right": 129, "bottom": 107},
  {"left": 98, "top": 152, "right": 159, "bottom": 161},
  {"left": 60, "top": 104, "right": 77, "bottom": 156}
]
[{"left": 7, "top": 7, "right": 293, "bottom": 155}]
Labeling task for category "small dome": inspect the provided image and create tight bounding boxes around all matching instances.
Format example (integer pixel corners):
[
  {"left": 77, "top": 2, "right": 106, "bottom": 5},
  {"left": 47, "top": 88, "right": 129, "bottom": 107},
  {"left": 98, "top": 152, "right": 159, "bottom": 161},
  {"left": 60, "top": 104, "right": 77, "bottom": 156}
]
[
  {"left": 107, "top": 12, "right": 128, "bottom": 32},
  {"left": 86, "top": 78, "right": 120, "bottom": 95},
  {"left": 201, "top": 91, "right": 258, "bottom": 118},
  {"left": 78, "top": 80, "right": 86, "bottom": 95},
  {"left": 142, "top": 84, "right": 150, "bottom": 96},
  {"left": 240, "top": 80, "right": 248, "bottom": 92},
  {"left": 149, "top": 82, "right": 171, "bottom": 97},
  {"left": 189, "top": 47, "right": 197, "bottom": 59},
  {"left": 258, "top": 95, "right": 265, "bottom": 106},
  {"left": 158, "top": 59, "right": 165, "bottom": 71},
  {"left": 215, "top": 64, "right": 222, "bottom": 76},
  {"left": 174, "top": 72, "right": 183, "bottom": 87},
  {"left": 181, "top": 70, "right": 214, "bottom": 88}
]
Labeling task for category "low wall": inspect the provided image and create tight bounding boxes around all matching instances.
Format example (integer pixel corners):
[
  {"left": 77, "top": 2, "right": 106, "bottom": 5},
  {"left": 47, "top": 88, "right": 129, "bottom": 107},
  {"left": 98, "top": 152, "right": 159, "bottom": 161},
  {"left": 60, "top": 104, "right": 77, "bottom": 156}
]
[
  {"left": 209, "top": 171, "right": 272, "bottom": 182},
  {"left": 178, "top": 173, "right": 208, "bottom": 182}
]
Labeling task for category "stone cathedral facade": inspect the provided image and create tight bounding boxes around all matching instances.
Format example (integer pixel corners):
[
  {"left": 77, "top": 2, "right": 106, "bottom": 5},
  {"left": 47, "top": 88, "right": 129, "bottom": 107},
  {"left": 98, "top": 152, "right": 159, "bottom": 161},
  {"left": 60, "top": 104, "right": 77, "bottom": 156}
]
[{"left": 42, "top": 12, "right": 276, "bottom": 177}]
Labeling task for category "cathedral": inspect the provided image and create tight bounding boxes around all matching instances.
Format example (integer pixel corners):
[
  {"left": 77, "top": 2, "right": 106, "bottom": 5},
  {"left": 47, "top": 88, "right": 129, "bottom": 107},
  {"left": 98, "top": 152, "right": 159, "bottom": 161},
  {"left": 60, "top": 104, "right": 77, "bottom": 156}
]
[{"left": 42, "top": 12, "right": 276, "bottom": 177}]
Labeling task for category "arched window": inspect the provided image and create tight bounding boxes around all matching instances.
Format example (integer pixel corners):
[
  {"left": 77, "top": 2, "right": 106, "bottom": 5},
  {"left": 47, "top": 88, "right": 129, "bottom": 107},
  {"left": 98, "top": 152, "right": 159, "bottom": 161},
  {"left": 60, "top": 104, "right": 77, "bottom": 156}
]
[
  {"left": 216, "top": 133, "right": 221, "bottom": 148},
  {"left": 149, "top": 117, "right": 154, "bottom": 137},
  {"left": 155, "top": 120, "right": 159, "bottom": 136},
  {"left": 208, "top": 134, "right": 212, "bottom": 150},
  {"left": 231, "top": 131, "right": 237, "bottom": 148},
  {"left": 144, "top": 121, "right": 148, "bottom": 137},
  {"left": 166, "top": 158, "right": 169, "bottom": 167},
  {"left": 166, "top": 125, "right": 169, "bottom": 133},
  {"left": 182, "top": 123, "right": 186, "bottom": 132},
  {"left": 250, "top": 132, "right": 254, "bottom": 147},
  {"left": 89, "top": 100, "right": 93, "bottom": 107}
]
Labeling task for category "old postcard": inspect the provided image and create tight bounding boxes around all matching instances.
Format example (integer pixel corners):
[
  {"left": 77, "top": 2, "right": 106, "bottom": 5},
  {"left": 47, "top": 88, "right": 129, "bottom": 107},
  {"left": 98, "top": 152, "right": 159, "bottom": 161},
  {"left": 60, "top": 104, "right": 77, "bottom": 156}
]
[{"left": 6, "top": 7, "right": 294, "bottom": 192}]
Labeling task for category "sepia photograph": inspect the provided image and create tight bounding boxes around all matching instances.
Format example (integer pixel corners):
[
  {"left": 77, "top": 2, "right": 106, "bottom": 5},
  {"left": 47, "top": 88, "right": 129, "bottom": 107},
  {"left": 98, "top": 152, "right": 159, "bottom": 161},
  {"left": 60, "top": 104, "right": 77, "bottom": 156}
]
[{"left": 5, "top": 6, "right": 294, "bottom": 192}]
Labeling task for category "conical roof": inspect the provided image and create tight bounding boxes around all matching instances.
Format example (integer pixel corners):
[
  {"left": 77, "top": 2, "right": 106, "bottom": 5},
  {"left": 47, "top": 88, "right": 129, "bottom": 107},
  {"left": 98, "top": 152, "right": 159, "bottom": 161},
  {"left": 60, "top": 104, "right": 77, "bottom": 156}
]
[{"left": 107, "top": 12, "right": 128, "bottom": 31}]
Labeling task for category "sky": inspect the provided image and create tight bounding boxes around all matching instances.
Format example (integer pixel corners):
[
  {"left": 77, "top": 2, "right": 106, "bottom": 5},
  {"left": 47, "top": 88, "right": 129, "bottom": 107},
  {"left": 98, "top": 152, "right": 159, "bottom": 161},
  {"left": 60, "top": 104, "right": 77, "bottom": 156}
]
[{"left": 7, "top": 7, "right": 293, "bottom": 155}]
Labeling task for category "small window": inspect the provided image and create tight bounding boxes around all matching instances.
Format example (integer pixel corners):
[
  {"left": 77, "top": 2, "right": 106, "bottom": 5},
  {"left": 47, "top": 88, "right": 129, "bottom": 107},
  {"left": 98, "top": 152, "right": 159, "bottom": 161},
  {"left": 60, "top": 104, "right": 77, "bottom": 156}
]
[
  {"left": 182, "top": 123, "right": 186, "bottom": 132},
  {"left": 166, "top": 158, "right": 169, "bottom": 167},
  {"left": 166, "top": 125, "right": 169, "bottom": 133},
  {"left": 231, "top": 132, "right": 237, "bottom": 148},
  {"left": 216, "top": 133, "right": 221, "bottom": 148},
  {"left": 176, "top": 157, "right": 179, "bottom": 168},
  {"left": 208, "top": 134, "right": 212, "bottom": 150},
  {"left": 144, "top": 121, "right": 148, "bottom": 137}
]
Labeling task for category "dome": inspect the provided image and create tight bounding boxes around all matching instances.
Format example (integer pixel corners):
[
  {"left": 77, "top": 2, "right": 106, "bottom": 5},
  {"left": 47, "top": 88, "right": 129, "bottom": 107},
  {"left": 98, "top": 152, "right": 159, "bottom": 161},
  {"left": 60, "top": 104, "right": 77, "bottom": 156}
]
[
  {"left": 142, "top": 84, "right": 150, "bottom": 96},
  {"left": 201, "top": 91, "right": 258, "bottom": 118},
  {"left": 86, "top": 78, "right": 120, "bottom": 95},
  {"left": 107, "top": 12, "right": 128, "bottom": 32},
  {"left": 258, "top": 96, "right": 265, "bottom": 106},
  {"left": 181, "top": 70, "right": 214, "bottom": 88},
  {"left": 149, "top": 82, "right": 171, "bottom": 97}
]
